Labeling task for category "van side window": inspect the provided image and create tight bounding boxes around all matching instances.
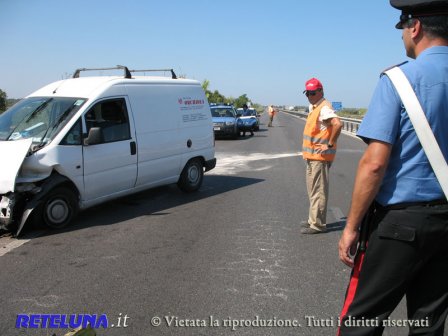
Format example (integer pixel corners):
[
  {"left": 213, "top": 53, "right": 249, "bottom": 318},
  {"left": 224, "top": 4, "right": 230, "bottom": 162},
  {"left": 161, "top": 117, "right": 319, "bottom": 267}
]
[
  {"left": 84, "top": 98, "right": 131, "bottom": 143},
  {"left": 60, "top": 119, "right": 82, "bottom": 145}
]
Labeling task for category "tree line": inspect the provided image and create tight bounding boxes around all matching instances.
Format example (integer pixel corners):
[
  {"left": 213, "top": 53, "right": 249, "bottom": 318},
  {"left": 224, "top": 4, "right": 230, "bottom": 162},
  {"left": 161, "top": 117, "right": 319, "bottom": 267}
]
[
  {"left": 0, "top": 89, "right": 21, "bottom": 114},
  {"left": 0, "top": 89, "right": 7, "bottom": 113},
  {"left": 201, "top": 80, "right": 264, "bottom": 112}
]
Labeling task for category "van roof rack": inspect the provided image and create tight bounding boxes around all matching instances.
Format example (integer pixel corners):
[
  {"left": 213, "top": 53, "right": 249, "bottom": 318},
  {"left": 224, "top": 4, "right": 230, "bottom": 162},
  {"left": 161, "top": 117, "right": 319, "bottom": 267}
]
[
  {"left": 72, "top": 65, "right": 132, "bottom": 79},
  {"left": 129, "top": 68, "right": 177, "bottom": 79},
  {"left": 72, "top": 66, "right": 178, "bottom": 80}
]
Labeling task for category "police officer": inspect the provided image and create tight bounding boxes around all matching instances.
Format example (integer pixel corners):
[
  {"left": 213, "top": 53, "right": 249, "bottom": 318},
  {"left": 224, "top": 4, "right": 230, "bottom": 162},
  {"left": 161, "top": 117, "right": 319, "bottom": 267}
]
[
  {"left": 241, "top": 104, "right": 254, "bottom": 136},
  {"left": 338, "top": 1, "right": 448, "bottom": 335}
]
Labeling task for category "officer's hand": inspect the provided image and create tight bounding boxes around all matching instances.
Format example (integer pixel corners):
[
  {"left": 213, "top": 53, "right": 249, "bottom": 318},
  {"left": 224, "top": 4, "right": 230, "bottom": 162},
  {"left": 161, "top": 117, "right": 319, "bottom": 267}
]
[{"left": 339, "top": 227, "right": 359, "bottom": 268}]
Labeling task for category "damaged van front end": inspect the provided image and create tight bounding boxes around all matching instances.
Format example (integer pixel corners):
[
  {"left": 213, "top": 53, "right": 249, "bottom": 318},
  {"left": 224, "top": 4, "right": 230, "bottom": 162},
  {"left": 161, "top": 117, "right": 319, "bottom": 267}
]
[
  {"left": 0, "top": 139, "right": 74, "bottom": 236},
  {"left": 0, "top": 139, "right": 36, "bottom": 234},
  {"left": 0, "top": 96, "right": 86, "bottom": 236}
]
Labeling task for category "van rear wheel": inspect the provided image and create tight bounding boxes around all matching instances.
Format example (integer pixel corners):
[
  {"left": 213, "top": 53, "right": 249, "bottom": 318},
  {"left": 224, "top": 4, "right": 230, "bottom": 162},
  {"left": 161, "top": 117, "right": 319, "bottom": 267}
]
[
  {"left": 178, "top": 159, "right": 204, "bottom": 193},
  {"left": 36, "top": 187, "right": 79, "bottom": 229}
]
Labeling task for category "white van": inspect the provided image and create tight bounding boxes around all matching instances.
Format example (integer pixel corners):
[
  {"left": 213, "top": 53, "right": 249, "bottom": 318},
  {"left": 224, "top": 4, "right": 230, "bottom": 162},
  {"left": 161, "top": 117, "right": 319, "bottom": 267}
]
[{"left": 0, "top": 66, "right": 216, "bottom": 235}]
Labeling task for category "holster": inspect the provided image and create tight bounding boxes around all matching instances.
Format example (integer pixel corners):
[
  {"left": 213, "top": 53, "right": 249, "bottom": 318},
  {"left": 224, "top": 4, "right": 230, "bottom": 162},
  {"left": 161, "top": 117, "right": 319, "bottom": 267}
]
[{"left": 358, "top": 203, "right": 377, "bottom": 252}]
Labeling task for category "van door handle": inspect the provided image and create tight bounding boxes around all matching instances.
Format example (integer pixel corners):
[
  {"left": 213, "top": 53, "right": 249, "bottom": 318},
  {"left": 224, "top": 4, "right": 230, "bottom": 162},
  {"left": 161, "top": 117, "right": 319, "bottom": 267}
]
[{"left": 130, "top": 141, "right": 137, "bottom": 155}]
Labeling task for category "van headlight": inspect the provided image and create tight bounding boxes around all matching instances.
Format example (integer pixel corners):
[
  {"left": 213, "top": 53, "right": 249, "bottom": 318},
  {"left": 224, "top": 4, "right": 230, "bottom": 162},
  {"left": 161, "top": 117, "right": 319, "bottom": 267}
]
[{"left": 226, "top": 121, "right": 235, "bottom": 126}]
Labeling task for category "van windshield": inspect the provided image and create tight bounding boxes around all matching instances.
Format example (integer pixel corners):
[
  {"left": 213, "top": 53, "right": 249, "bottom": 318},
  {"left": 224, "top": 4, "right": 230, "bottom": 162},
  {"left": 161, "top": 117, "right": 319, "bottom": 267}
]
[{"left": 0, "top": 97, "right": 86, "bottom": 145}]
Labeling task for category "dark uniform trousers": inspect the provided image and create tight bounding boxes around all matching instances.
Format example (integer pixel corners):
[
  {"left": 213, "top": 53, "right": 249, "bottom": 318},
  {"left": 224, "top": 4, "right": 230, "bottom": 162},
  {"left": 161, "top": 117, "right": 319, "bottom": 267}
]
[{"left": 339, "top": 202, "right": 448, "bottom": 336}]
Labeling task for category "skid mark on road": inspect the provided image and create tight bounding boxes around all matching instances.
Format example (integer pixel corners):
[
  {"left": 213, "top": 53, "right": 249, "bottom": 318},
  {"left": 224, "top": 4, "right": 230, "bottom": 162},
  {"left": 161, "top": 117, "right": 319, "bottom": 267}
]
[
  {"left": 213, "top": 219, "right": 299, "bottom": 302},
  {"left": 211, "top": 152, "right": 301, "bottom": 175},
  {"left": 330, "top": 207, "right": 345, "bottom": 222},
  {"left": 13, "top": 294, "right": 62, "bottom": 308},
  {"left": 214, "top": 208, "right": 346, "bottom": 302}
]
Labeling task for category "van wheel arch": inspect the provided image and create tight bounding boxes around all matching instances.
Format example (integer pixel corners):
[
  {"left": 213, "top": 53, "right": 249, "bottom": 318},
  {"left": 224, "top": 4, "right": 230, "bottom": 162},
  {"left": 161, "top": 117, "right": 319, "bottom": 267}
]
[
  {"left": 30, "top": 178, "right": 80, "bottom": 230},
  {"left": 177, "top": 157, "right": 204, "bottom": 193}
]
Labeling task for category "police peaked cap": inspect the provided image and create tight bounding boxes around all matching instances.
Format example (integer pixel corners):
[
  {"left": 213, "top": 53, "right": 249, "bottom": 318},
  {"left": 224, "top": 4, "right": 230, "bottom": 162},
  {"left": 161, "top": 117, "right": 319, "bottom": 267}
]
[
  {"left": 391, "top": 0, "right": 448, "bottom": 28},
  {"left": 391, "top": 0, "right": 448, "bottom": 13}
]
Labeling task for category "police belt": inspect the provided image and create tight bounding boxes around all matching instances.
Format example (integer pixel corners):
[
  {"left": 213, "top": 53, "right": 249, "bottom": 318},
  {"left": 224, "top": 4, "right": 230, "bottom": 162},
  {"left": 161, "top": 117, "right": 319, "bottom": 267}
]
[{"left": 380, "top": 199, "right": 448, "bottom": 211}]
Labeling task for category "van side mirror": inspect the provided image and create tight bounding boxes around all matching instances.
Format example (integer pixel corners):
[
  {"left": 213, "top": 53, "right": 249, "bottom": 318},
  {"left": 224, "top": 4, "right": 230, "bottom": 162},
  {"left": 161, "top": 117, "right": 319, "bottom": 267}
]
[{"left": 84, "top": 127, "right": 103, "bottom": 145}]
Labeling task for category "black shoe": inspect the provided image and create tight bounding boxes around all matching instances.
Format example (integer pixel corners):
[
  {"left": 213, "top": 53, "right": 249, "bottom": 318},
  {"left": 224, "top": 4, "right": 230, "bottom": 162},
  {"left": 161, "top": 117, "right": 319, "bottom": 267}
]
[{"left": 301, "top": 227, "right": 325, "bottom": 234}]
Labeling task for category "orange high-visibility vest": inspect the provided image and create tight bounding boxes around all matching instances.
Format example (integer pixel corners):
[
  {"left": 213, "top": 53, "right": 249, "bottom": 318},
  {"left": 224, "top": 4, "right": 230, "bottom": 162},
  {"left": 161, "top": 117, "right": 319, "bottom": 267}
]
[{"left": 302, "top": 99, "right": 336, "bottom": 162}]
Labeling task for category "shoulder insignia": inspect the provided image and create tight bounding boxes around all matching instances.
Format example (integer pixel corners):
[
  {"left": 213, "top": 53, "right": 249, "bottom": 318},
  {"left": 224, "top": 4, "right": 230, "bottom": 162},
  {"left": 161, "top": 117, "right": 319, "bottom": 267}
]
[{"left": 380, "top": 61, "right": 408, "bottom": 77}]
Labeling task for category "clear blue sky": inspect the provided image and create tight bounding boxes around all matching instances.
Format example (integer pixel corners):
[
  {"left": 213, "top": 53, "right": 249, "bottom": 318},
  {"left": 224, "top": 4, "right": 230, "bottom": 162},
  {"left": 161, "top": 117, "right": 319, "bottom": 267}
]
[{"left": 0, "top": 0, "right": 407, "bottom": 108}]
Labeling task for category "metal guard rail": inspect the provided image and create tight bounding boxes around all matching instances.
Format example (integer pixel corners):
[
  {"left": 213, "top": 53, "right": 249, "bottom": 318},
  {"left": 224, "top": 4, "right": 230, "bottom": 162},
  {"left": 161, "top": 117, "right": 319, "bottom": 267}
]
[{"left": 281, "top": 109, "right": 362, "bottom": 135}]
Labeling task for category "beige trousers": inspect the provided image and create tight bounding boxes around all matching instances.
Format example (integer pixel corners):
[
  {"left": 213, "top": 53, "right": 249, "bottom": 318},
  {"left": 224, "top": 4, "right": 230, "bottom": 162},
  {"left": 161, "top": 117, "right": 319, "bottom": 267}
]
[{"left": 306, "top": 160, "right": 331, "bottom": 231}]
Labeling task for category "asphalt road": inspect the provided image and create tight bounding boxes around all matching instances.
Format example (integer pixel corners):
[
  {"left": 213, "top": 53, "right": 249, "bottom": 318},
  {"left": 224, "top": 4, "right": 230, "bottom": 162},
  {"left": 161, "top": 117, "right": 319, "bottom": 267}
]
[{"left": 0, "top": 111, "right": 417, "bottom": 336}]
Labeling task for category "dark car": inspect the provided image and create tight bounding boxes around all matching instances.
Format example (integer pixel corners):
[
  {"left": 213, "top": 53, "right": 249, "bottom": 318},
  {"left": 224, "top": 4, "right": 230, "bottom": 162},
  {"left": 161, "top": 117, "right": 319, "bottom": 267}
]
[{"left": 211, "top": 104, "right": 239, "bottom": 139}]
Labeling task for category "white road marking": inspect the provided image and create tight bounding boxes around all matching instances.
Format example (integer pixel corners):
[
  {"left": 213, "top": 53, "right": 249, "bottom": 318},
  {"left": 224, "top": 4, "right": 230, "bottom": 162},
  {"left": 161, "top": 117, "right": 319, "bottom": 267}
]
[
  {"left": 0, "top": 231, "right": 44, "bottom": 257},
  {"left": 211, "top": 152, "right": 301, "bottom": 175}
]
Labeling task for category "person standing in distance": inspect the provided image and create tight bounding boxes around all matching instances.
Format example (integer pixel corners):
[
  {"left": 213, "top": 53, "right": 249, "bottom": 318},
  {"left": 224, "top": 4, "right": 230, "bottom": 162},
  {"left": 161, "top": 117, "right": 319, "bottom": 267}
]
[
  {"left": 267, "top": 105, "right": 276, "bottom": 127},
  {"left": 241, "top": 104, "right": 254, "bottom": 136},
  {"left": 301, "top": 78, "right": 342, "bottom": 234},
  {"left": 338, "top": 1, "right": 448, "bottom": 335}
]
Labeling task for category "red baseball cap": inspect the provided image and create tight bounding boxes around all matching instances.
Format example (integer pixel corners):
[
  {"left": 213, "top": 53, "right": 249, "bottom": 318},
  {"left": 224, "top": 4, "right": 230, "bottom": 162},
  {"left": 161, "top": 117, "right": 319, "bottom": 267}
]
[{"left": 303, "top": 78, "right": 323, "bottom": 93}]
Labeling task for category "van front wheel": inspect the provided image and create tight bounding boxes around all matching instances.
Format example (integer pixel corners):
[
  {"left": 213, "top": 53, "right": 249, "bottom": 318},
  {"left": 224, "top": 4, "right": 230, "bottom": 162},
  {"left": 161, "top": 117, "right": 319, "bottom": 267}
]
[
  {"left": 178, "top": 159, "right": 204, "bottom": 193},
  {"left": 37, "top": 187, "right": 79, "bottom": 229}
]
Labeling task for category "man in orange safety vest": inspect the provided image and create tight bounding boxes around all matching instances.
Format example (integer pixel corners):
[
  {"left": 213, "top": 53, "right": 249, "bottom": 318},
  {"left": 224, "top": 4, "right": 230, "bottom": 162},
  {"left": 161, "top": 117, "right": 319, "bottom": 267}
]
[{"left": 301, "top": 78, "right": 342, "bottom": 234}]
